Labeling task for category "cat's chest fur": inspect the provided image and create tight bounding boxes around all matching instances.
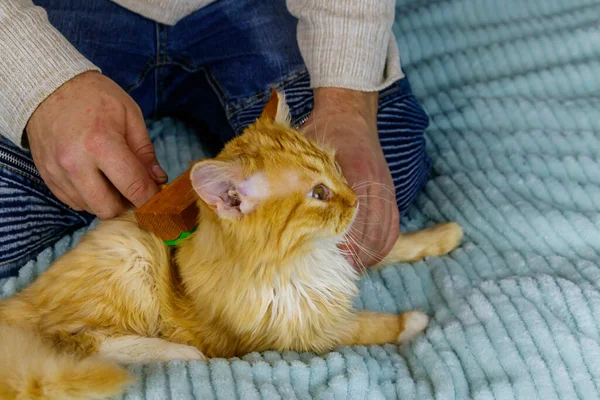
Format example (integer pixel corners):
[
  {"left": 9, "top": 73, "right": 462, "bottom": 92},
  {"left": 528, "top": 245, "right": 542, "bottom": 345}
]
[
  {"left": 170, "top": 238, "right": 360, "bottom": 355},
  {"left": 252, "top": 242, "right": 359, "bottom": 331},
  {"left": 260, "top": 244, "right": 360, "bottom": 350}
]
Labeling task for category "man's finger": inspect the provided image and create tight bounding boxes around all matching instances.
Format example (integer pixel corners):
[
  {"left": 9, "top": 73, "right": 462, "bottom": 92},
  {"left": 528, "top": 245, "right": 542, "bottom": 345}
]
[
  {"left": 46, "top": 178, "right": 87, "bottom": 212},
  {"left": 96, "top": 137, "right": 160, "bottom": 208},
  {"left": 125, "top": 105, "right": 167, "bottom": 183},
  {"left": 69, "top": 164, "right": 127, "bottom": 218},
  {"left": 59, "top": 180, "right": 89, "bottom": 212}
]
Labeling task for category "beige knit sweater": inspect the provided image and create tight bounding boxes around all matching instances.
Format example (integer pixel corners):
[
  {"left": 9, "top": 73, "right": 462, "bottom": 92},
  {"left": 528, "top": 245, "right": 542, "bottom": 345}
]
[{"left": 0, "top": 0, "right": 404, "bottom": 146}]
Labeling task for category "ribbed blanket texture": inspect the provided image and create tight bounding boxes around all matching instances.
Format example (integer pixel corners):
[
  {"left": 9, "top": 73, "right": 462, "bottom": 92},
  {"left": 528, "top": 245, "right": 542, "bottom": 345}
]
[{"left": 2, "top": 0, "right": 600, "bottom": 398}]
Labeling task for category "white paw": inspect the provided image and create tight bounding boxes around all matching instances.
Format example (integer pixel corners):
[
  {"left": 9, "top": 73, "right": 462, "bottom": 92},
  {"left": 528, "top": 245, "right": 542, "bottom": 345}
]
[
  {"left": 99, "top": 336, "right": 207, "bottom": 364},
  {"left": 397, "top": 311, "right": 429, "bottom": 343},
  {"left": 169, "top": 344, "right": 207, "bottom": 361}
]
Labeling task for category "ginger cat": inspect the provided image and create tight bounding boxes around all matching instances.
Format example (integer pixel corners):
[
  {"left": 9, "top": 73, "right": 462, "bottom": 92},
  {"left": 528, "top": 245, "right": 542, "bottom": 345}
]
[{"left": 0, "top": 91, "right": 463, "bottom": 399}]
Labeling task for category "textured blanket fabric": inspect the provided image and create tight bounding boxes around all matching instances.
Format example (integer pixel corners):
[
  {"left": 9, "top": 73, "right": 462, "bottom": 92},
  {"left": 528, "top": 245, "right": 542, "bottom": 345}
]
[{"left": 3, "top": 0, "right": 600, "bottom": 398}]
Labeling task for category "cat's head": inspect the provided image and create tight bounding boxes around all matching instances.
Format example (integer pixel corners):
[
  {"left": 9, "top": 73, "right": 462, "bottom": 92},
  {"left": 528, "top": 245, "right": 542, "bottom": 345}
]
[{"left": 189, "top": 90, "right": 358, "bottom": 248}]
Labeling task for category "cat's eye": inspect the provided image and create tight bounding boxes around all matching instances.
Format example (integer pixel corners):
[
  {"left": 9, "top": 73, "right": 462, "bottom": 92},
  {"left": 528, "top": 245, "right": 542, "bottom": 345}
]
[{"left": 308, "top": 184, "right": 331, "bottom": 201}]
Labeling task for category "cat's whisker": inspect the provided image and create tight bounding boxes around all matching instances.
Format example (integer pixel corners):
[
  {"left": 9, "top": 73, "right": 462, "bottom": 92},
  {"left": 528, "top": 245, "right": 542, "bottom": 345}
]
[
  {"left": 346, "top": 229, "right": 386, "bottom": 262},
  {"left": 353, "top": 216, "right": 384, "bottom": 228},
  {"left": 352, "top": 181, "right": 395, "bottom": 198},
  {"left": 353, "top": 180, "right": 394, "bottom": 191},
  {"left": 344, "top": 244, "right": 380, "bottom": 275},
  {"left": 350, "top": 211, "right": 376, "bottom": 225},
  {"left": 355, "top": 202, "right": 384, "bottom": 223},
  {"left": 351, "top": 180, "right": 370, "bottom": 188},
  {"left": 357, "top": 194, "right": 396, "bottom": 206},
  {"left": 347, "top": 224, "right": 382, "bottom": 241},
  {"left": 357, "top": 193, "right": 396, "bottom": 208},
  {"left": 344, "top": 231, "right": 386, "bottom": 265},
  {"left": 341, "top": 232, "right": 364, "bottom": 262},
  {"left": 347, "top": 250, "right": 365, "bottom": 273},
  {"left": 354, "top": 186, "right": 396, "bottom": 200},
  {"left": 356, "top": 189, "right": 394, "bottom": 197},
  {"left": 345, "top": 243, "right": 366, "bottom": 269},
  {"left": 341, "top": 237, "right": 368, "bottom": 274},
  {"left": 347, "top": 220, "right": 381, "bottom": 226}
]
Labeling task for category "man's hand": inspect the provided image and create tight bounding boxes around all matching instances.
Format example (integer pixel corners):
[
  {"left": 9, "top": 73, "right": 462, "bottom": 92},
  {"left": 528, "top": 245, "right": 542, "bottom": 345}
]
[
  {"left": 26, "top": 71, "right": 167, "bottom": 218},
  {"left": 303, "top": 88, "right": 399, "bottom": 269}
]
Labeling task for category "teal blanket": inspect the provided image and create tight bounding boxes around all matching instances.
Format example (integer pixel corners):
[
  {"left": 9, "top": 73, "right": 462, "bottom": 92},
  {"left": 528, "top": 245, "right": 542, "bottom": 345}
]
[{"left": 3, "top": 0, "right": 600, "bottom": 398}]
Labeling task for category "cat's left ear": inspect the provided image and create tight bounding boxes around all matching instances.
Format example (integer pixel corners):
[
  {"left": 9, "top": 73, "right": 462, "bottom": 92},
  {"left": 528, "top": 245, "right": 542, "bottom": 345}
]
[
  {"left": 190, "top": 160, "right": 268, "bottom": 219},
  {"left": 259, "top": 89, "right": 291, "bottom": 126}
]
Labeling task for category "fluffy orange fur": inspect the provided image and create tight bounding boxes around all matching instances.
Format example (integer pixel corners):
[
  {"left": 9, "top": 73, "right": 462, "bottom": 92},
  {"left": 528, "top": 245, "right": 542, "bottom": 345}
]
[{"left": 0, "top": 91, "right": 463, "bottom": 399}]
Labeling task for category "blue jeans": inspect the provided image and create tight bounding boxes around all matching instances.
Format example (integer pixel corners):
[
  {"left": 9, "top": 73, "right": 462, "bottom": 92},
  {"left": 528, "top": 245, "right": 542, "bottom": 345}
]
[{"left": 0, "top": 0, "right": 431, "bottom": 277}]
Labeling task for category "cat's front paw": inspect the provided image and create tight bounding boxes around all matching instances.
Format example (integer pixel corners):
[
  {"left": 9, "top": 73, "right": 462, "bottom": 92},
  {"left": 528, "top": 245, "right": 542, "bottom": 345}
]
[{"left": 397, "top": 311, "right": 429, "bottom": 343}]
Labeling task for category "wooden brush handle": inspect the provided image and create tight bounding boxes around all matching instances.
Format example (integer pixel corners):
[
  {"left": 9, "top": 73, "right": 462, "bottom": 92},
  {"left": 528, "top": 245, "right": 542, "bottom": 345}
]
[{"left": 134, "top": 167, "right": 199, "bottom": 241}]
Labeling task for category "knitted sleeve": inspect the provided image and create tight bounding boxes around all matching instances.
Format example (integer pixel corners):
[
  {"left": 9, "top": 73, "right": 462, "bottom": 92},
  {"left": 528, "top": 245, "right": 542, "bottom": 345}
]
[
  {"left": 0, "top": 0, "right": 99, "bottom": 146},
  {"left": 286, "top": 0, "right": 404, "bottom": 92}
]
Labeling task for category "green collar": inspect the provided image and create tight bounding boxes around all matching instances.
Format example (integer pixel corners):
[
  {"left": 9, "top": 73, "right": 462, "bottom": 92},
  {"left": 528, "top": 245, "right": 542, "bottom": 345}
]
[{"left": 164, "top": 225, "right": 198, "bottom": 246}]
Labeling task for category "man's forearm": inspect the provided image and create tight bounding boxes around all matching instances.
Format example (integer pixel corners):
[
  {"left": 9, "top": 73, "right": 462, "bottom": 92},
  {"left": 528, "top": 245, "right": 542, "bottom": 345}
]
[
  {"left": 286, "top": 0, "right": 404, "bottom": 92},
  {"left": 0, "top": 0, "right": 99, "bottom": 147},
  {"left": 313, "top": 88, "right": 378, "bottom": 127}
]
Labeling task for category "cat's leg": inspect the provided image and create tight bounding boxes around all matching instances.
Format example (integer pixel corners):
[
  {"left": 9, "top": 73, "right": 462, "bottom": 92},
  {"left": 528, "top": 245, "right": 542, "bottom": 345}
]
[
  {"left": 50, "top": 330, "right": 206, "bottom": 364},
  {"left": 376, "top": 222, "right": 463, "bottom": 266},
  {"left": 340, "top": 310, "right": 429, "bottom": 346},
  {"left": 97, "top": 335, "right": 207, "bottom": 364}
]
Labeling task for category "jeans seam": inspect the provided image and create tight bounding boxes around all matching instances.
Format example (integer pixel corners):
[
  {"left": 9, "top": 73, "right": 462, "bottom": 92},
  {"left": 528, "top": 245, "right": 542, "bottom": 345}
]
[
  {"left": 0, "top": 165, "right": 87, "bottom": 221},
  {"left": 0, "top": 163, "right": 44, "bottom": 186},
  {"left": 124, "top": 57, "right": 207, "bottom": 94},
  {"left": 206, "top": 66, "right": 228, "bottom": 103},
  {"left": 124, "top": 59, "right": 156, "bottom": 93},
  {"left": 159, "top": 58, "right": 204, "bottom": 73}
]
